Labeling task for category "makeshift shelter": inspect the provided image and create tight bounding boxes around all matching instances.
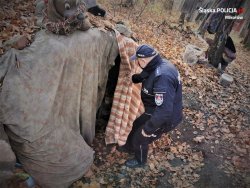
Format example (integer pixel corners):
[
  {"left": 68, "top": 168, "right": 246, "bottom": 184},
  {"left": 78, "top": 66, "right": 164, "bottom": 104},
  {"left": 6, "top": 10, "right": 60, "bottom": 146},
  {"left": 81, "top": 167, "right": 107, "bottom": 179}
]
[
  {"left": 0, "top": 1, "right": 146, "bottom": 187},
  {"left": 0, "top": 27, "right": 118, "bottom": 187}
]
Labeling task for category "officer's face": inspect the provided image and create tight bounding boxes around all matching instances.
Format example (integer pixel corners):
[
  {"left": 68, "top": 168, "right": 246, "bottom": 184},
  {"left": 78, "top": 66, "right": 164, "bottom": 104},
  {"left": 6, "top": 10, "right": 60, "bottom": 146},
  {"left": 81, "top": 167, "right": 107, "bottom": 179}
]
[{"left": 137, "top": 58, "right": 147, "bottom": 69}]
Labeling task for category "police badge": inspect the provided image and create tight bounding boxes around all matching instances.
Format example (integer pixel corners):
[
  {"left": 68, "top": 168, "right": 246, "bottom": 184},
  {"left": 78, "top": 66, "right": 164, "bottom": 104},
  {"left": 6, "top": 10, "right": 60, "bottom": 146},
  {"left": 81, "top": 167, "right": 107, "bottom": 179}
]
[{"left": 155, "top": 94, "right": 163, "bottom": 106}]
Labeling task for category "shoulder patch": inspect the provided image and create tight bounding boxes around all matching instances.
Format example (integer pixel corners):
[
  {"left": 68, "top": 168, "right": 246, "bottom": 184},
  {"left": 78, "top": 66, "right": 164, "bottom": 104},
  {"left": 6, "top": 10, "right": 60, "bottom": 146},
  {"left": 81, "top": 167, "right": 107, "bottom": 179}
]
[{"left": 155, "top": 93, "right": 163, "bottom": 106}]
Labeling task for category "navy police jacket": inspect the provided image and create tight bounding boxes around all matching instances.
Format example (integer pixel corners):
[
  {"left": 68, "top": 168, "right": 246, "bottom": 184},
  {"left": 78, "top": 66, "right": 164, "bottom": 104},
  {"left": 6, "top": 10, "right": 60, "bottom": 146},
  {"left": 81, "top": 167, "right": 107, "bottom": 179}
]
[{"left": 133, "top": 55, "right": 183, "bottom": 134}]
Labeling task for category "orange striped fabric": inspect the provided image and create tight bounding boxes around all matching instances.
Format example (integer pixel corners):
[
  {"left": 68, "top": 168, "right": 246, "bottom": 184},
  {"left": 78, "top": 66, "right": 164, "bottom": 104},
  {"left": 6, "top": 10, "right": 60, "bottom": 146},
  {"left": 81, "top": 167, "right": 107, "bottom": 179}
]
[{"left": 105, "top": 31, "right": 144, "bottom": 146}]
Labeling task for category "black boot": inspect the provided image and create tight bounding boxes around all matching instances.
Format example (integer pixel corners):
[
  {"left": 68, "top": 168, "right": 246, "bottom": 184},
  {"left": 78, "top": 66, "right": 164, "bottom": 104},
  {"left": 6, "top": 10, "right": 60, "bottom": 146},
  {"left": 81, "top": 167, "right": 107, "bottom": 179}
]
[
  {"left": 117, "top": 145, "right": 134, "bottom": 154},
  {"left": 125, "top": 158, "right": 145, "bottom": 168}
]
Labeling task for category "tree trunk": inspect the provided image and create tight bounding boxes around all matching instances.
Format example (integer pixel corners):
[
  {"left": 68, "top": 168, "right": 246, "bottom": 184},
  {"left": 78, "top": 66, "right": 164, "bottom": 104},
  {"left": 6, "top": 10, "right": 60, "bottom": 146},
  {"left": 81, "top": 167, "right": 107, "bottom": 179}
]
[
  {"left": 124, "top": 0, "right": 136, "bottom": 7},
  {"left": 172, "top": 0, "right": 185, "bottom": 11},
  {"left": 197, "top": 0, "right": 220, "bottom": 37},
  {"left": 164, "top": 0, "right": 174, "bottom": 11},
  {"left": 208, "top": 21, "right": 232, "bottom": 68},
  {"left": 208, "top": 0, "right": 245, "bottom": 68},
  {"left": 240, "top": 0, "right": 250, "bottom": 37},
  {"left": 243, "top": 29, "right": 250, "bottom": 46},
  {"left": 197, "top": 13, "right": 209, "bottom": 37},
  {"left": 239, "top": 21, "right": 249, "bottom": 37}
]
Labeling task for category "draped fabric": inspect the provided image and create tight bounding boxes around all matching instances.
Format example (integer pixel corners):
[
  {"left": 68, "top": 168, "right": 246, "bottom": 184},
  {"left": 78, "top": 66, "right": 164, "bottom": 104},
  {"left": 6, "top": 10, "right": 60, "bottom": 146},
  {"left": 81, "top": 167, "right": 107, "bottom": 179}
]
[
  {"left": 105, "top": 31, "right": 144, "bottom": 146},
  {"left": 0, "top": 28, "right": 118, "bottom": 187}
]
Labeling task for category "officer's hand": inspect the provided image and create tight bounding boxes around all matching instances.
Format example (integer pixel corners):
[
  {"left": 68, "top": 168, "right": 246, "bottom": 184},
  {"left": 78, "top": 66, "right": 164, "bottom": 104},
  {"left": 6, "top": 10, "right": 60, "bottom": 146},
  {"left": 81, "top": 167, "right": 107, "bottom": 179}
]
[
  {"left": 141, "top": 129, "right": 156, "bottom": 138},
  {"left": 132, "top": 74, "right": 143, "bottom": 83}
]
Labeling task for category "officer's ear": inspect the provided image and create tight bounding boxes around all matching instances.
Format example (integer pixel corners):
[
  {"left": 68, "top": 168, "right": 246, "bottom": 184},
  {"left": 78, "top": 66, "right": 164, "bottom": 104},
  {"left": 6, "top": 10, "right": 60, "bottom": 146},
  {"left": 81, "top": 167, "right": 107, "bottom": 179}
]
[{"left": 141, "top": 58, "right": 147, "bottom": 65}]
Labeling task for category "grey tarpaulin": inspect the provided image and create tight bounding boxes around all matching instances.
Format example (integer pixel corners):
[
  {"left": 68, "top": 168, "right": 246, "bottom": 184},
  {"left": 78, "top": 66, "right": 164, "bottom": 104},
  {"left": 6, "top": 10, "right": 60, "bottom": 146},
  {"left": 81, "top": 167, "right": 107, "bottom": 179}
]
[{"left": 0, "top": 28, "right": 118, "bottom": 187}]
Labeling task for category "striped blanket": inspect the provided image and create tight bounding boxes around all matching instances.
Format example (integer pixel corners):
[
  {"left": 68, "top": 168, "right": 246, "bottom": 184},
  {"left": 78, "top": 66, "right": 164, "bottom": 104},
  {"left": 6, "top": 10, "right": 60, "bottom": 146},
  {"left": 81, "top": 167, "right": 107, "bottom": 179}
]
[{"left": 105, "top": 31, "right": 144, "bottom": 146}]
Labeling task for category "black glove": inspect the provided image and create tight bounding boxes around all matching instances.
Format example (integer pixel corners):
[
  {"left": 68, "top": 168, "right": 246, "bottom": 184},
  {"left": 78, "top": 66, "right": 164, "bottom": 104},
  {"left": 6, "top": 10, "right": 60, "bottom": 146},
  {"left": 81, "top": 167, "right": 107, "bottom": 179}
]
[
  {"left": 132, "top": 74, "right": 143, "bottom": 83},
  {"left": 132, "top": 71, "right": 149, "bottom": 83}
]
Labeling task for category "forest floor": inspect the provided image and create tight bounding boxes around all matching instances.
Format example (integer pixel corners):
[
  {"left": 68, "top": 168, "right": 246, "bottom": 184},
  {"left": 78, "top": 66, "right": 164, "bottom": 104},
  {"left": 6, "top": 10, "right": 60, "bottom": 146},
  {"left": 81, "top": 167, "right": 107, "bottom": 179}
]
[{"left": 0, "top": 0, "right": 249, "bottom": 188}]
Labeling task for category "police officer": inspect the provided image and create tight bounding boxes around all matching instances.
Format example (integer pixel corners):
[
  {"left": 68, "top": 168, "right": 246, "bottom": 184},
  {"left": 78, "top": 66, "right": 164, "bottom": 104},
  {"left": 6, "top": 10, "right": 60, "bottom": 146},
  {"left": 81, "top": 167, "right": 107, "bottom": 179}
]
[{"left": 119, "top": 44, "right": 183, "bottom": 168}]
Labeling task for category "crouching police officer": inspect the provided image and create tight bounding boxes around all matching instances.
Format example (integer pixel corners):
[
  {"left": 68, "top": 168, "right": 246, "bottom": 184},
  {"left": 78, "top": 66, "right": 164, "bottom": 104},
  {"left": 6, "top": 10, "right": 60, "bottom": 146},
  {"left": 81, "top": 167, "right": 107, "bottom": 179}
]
[{"left": 119, "top": 44, "right": 183, "bottom": 168}]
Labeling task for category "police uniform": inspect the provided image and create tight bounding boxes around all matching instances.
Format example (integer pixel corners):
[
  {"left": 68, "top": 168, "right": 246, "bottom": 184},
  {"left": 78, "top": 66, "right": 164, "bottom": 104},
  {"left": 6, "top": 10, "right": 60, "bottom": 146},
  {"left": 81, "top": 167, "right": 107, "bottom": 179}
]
[{"left": 123, "top": 52, "right": 183, "bottom": 166}]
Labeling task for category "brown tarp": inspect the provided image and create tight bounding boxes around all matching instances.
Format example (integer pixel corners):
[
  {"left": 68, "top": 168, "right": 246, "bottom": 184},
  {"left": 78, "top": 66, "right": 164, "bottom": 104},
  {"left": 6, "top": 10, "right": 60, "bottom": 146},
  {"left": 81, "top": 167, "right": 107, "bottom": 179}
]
[{"left": 0, "top": 28, "right": 118, "bottom": 187}]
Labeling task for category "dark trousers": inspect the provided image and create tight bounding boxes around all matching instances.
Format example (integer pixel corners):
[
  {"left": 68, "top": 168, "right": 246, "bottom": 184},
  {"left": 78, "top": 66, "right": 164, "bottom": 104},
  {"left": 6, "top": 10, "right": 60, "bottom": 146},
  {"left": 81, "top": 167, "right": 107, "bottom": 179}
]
[{"left": 124, "top": 113, "right": 169, "bottom": 164}]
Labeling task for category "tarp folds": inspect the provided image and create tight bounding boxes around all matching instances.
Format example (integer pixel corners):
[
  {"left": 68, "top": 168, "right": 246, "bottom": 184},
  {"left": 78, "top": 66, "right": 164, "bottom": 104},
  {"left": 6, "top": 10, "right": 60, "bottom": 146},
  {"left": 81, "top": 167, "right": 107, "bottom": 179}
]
[{"left": 0, "top": 28, "right": 118, "bottom": 187}]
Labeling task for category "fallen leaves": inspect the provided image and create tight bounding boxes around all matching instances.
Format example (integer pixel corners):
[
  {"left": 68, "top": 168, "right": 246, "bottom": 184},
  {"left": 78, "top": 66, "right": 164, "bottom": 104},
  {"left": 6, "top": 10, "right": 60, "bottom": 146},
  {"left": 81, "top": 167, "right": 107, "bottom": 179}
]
[
  {"left": 73, "top": 181, "right": 100, "bottom": 188},
  {"left": 167, "top": 147, "right": 204, "bottom": 188},
  {"left": 2, "top": 0, "right": 249, "bottom": 187},
  {"left": 79, "top": 131, "right": 205, "bottom": 188},
  {"left": 231, "top": 156, "right": 248, "bottom": 169},
  {"left": 193, "top": 136, "right": 205, "bottom": 143},
  {"left": 0, "top": 0, "right": 37, "bottom": 55}
]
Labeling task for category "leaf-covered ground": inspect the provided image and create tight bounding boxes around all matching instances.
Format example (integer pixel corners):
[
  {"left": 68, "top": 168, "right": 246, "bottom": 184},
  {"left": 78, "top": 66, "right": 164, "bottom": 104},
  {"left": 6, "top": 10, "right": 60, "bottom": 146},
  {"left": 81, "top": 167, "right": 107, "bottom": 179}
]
[
  {"left": 0, "top": 0, "right": 249, "bottom": 187},
  {"left": 76, "top": 1, "right": 250, "bottom": 188}
]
